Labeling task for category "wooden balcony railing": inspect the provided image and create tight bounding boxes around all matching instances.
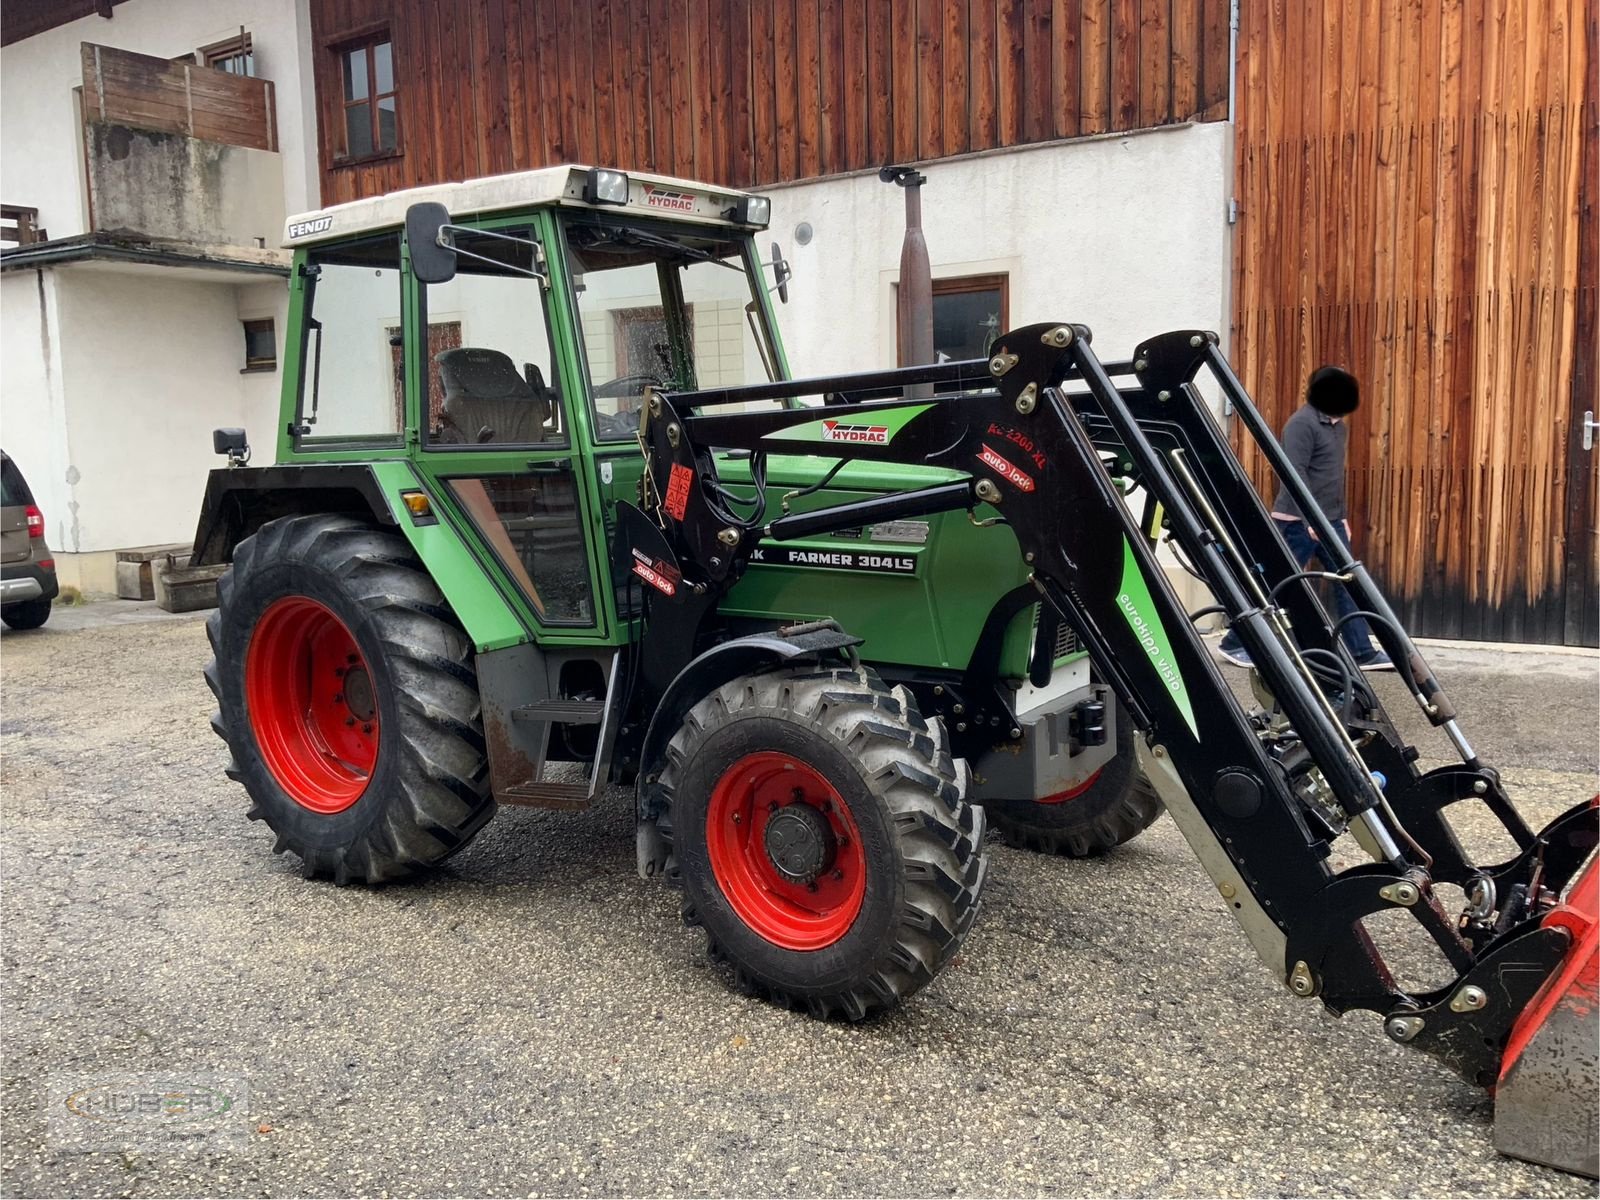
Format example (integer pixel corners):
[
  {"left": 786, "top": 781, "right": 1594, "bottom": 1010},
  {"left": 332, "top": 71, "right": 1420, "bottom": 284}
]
[{"left": 80, "top": 42, "right": 277, "bottom": 152}]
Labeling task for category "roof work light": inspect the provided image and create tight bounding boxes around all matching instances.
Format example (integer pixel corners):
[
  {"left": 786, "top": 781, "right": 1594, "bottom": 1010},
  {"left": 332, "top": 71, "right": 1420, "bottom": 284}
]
[
  {"left": 731, "top": 194, "right": 772, "bottom": 227},
  {"left": 583, "top": 168, "right": 630, "bottom": 205}
]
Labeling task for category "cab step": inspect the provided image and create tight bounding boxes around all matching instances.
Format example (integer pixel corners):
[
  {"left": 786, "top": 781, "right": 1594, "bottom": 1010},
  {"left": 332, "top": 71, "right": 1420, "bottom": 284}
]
[
  {"left": 498, "top": 780, "right": 592, "bottom": 809},
  {"left": 511, "top": 699, "right": 606, "bottom": 725}
]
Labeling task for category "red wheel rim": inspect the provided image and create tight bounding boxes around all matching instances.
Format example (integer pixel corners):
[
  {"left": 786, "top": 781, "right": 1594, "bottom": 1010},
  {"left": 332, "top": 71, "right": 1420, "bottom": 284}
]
[
  {"left": 705, "top": 751, "right": 867, "bottom": 950},
  {"left": 244, "top": 597, "right": 379, "bottom": 814},
  {"left": 1038, "top": 767, "right": 1103, "bottom": 805}
]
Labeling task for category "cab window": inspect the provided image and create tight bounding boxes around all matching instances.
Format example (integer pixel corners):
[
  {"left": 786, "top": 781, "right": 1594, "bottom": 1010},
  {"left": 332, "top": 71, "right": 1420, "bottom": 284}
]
[
  {"left": 442, "top": 475, "right": 593, "bottom": 624},
  {"left": 420, "top": 227, "right": 565, "bottom": 448},
  {"left": 295, "top": 234, "right": 403, "bottom": 444},
  {"left": 561, "top": 213, "right": 779, "bottom": 442}
]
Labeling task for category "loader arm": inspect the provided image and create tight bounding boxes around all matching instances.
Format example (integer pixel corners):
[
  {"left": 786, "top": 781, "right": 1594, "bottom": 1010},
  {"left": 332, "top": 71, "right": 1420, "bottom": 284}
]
[{"left": 625, "top": 321, "right": 1598, "bottom": 1096}]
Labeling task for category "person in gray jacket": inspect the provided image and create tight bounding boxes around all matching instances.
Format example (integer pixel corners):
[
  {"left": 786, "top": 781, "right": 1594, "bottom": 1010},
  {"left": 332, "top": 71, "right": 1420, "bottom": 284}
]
[{"left": 1217, "top": 365, "right": 1394, "bottom": 671}]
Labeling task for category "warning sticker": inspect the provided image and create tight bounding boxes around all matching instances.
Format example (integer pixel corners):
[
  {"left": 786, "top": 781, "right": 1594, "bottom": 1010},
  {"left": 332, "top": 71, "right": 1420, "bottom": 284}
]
[
  {"left": 630, "top": 548, "right": 680, "bottom": 596},
  {"left": 978, "top": 445, "right": 1036, "bottom": 493},
  {"left": 664, "top": 463, "right": 693, "bottom": 520}
]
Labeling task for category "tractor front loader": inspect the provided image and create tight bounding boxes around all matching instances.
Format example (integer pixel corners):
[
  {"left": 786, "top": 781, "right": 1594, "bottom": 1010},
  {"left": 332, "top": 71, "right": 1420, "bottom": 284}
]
[{"left": 626, "top": 321, "right": 1598, "bottom": 1177}]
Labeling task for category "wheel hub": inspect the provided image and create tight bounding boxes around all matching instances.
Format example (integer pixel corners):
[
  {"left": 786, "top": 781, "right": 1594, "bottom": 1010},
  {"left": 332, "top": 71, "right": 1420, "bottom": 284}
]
[
  {"left": 703, "top": 751, "right": 868, "bottom": 950},
  {"left": 763, "top": 802, "right": 835, "bottom": 885},
  {"left": 244, "top": 596, "right": 378, "bottom": 814},
  {"left": 340, "top": 663, "right": 375, "bottom": 722}
]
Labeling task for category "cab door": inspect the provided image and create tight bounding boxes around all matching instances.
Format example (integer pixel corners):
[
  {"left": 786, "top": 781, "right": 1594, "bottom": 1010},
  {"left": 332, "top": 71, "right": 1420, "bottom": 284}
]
[{"left": 405, "top": 218, "right": 606, "bottom": 640}]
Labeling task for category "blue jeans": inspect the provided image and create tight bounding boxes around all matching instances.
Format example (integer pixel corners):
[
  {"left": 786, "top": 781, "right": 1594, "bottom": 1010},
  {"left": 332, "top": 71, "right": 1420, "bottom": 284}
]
[{"left": 1218, "top": 519, "right": 1376, "bottom": 660}]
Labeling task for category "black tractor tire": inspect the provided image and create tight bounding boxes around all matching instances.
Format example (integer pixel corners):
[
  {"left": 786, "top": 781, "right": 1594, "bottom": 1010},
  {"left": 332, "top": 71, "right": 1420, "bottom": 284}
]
[
  {"left": 657, "top": 665, "right": 987, "bottom": 1019},
  {"left": 983, "top": 697, "right": 1163, "bottom": 857},
  {"left": 205, "top": 513, "right": 494, "bottom": 884},
  {"left": 1, "top": 598, "right": 51, "bottom": 630}
]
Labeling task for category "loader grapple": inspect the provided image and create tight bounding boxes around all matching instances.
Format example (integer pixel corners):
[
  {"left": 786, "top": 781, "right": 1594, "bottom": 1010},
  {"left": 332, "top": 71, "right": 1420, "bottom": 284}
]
[{"left": 628, "top": 321, "right": 1599, "bottom": 1175}]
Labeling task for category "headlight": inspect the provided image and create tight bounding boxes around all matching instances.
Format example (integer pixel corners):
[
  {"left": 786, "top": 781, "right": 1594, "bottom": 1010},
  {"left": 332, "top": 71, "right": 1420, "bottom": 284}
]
[
  {"left": 583, "top": 168, "right": 630, "bottom": 205},
  {"left": 731, "top": 194, "right": 771, "bottom": 227}
]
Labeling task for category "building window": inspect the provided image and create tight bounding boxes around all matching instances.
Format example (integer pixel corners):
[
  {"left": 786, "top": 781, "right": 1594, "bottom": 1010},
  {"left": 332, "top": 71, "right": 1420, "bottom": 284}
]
[
  {"left": 611, "top": 306, "right": 692, "bottom": 383},
  {"left": 933, "top": 275, "right": 1007, "bottom": 362},
  {"left": 339, "top": 36, "right": 398, "bottom": 160},
  {"left": 241, "top": 319, "right": 276, "bottom": 372},
  {"left": 199, "top": 33, "right": 253, "bottom": 75},
  {"left": 899, "top": 273, "right": 1010, "bottom": 364}
]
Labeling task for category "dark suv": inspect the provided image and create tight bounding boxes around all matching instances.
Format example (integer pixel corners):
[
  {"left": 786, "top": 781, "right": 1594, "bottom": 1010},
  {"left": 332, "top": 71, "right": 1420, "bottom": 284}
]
[{"left": 1, "top": 451, "right": 58, "bottom": 630}]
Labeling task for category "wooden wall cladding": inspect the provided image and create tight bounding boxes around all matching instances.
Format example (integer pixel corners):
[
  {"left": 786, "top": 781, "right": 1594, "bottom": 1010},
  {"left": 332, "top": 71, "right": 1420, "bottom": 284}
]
[
  {"left": 1, "top": 1, "right": 134, "bottom": 48},
  {"left": 1231, "top": 0, "right": 1597, "bottom": 645},
  {"left": 309, "top": 0, "right": 1231, "bottom": 203},
  {"left": 80, "top": 42, "right": 279, "bottom": 152}
]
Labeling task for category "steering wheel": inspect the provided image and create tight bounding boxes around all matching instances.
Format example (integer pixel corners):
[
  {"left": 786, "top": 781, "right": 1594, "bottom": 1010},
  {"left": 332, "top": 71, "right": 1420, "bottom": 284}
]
[
  {"left": 593, "top": 409, "right": 640, "bottom": 441},
  {"left": 592, "top": 372, "right": 665, "bottom": 400}
]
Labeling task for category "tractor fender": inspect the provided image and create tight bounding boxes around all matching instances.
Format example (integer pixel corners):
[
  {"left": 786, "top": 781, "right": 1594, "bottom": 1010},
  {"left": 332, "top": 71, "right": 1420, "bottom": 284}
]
[
  {"left": 635, "top": 626, "right": 863, "bottom": 827},
  {"left": 190, "top": 464, "right": 399, "bottom": 567},
  {"left": 189, "top": 461, "right": 529, "bottom": 653}
]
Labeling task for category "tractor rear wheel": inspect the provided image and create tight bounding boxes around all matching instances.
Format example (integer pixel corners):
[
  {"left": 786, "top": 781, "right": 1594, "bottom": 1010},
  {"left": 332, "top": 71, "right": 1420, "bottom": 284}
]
[
  {"left": 205, "top": 513, "right": 494, "bottom": 884},
  {"left": 983, "top": 697, "right": 1163, "bottom": 856},
  {"left": 657, "top": 666, "right": 987, "bottom": 1019}
]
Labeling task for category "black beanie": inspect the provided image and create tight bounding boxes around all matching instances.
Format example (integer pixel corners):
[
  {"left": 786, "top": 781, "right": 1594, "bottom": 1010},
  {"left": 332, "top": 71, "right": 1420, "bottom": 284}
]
[{"left": 1307, "top": 365, "right": 1360, "bottom": 416}]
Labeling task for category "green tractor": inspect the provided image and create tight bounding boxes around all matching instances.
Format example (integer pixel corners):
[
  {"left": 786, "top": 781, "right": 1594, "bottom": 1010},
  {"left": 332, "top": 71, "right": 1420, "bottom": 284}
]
[
  {"left": 196, "top": 168, "right": 1599, "bottom": 1180},
  {"left": 196, "top": 166, "right": 1153, "bottom": 1018}
]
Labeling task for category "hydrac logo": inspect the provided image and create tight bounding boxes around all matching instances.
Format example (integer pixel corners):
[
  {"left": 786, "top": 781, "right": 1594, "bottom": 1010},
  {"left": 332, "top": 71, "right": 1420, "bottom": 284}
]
[
  {"left": 642, "top": 185, "right": 694, "bottom": 212},
  {"left": 821, "top": 421, "right": 890, "bottom": 445}
]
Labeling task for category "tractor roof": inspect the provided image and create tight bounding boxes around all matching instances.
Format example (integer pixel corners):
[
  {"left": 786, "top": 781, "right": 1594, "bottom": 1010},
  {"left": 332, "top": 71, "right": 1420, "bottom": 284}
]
[{"left": 282, "top": 164, "right": 768, "bottom": 249}]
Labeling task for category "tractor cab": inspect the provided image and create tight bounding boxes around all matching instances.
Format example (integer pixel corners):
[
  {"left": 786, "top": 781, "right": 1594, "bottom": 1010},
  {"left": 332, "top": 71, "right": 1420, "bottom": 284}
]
[{"left": 267, "top": 167, "right": 789, "bottom": 636}]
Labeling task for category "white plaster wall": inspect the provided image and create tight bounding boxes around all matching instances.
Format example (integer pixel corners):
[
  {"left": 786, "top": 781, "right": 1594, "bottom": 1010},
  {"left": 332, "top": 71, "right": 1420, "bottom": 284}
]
[
  {"left": 236, "top": 279, "right": 290, "bottom": 450},
  {"left": 768, "top": 123, "right": 1233, "bottom": 382},
  {"left": 1, "top": 265, "right": 286, "bottom": 587},
  {"left": 0, "top": 0, "right": 319, "bottom": 241},
  {"left": 40, "top": 267, "right": 285, "bottom": 557},
  {"left": 0, "top": 271, "right": 73, "bottom": 546}
]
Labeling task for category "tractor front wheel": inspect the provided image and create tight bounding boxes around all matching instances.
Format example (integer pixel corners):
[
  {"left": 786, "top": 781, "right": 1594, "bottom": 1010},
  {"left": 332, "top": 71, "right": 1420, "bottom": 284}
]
[
  {"left": 982, "top": 697, "right": 1163, "bottom": 856},
  {"left": 657, "top": 666, "right": 987, "bottom": 1019},
  {"left": 206, "top": 513, "right": 494, "bottom": 884}
]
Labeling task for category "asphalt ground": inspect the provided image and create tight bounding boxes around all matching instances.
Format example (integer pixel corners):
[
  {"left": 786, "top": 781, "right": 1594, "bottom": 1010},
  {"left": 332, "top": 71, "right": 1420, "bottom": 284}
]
[{"left": 2, "top": 604, "right": 1597, "bottom": 1198}]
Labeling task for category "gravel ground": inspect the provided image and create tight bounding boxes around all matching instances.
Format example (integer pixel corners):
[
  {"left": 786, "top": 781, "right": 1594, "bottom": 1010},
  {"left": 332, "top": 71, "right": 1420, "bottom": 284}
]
[{"left": 2, "top": 605, "right": 1596, "bottom": 1198}]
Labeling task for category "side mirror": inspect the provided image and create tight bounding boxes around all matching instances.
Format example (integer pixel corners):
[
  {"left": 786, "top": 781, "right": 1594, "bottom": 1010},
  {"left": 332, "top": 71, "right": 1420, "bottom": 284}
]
[
  {"left": 405, "top": 202, "right": 457, "bottom": 284},
  {"left": 770, "top": 241, "right": 791, "bottom": 304},
  {"left": 212, "top": 428, "right": 250, "bottom": 466}
]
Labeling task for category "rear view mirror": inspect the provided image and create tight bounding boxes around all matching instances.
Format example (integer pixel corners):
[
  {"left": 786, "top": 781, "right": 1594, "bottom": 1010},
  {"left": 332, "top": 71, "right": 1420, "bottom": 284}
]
[
  {"left": 406, "top": 202, "right": 457, "bottom": 284},
  {"left": 770, "top": 242, "right": 791, "bottom": 304},
  {"left": 212, "top": 427, "right": 250, "bottom": 466}
]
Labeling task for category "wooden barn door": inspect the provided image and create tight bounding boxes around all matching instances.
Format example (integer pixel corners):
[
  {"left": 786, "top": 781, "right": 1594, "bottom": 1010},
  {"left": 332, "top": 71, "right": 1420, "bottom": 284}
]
[{"left": 1231, "top": 0, "right": 1597, "bottom": 645}]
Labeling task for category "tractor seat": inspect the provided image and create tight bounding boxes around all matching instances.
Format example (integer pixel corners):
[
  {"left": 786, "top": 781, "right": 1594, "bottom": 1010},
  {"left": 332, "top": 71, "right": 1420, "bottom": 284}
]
[{"left": 436, "top": 347, "right": 551, "bottom": 445}]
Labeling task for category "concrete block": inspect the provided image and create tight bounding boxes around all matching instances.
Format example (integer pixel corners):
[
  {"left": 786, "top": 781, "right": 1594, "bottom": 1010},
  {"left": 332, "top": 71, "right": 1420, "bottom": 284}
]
[{"left": 114, "top": 560, "right": 155, "bottom": 601}]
